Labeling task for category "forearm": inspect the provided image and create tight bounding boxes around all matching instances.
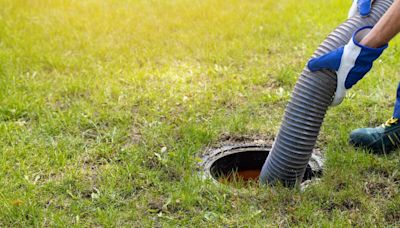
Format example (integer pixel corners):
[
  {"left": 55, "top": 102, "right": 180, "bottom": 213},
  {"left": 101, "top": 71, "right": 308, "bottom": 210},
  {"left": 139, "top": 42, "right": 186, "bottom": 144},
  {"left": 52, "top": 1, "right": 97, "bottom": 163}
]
[{"left": 360, "top": 0, "right": 400, "bottom": 48}]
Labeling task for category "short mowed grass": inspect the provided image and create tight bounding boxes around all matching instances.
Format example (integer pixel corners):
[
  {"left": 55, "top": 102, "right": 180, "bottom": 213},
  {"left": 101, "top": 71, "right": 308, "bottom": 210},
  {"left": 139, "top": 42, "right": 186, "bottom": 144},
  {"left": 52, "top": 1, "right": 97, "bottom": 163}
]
[{"left": 1, "top": 0, "right": 399, "bottom": 226}]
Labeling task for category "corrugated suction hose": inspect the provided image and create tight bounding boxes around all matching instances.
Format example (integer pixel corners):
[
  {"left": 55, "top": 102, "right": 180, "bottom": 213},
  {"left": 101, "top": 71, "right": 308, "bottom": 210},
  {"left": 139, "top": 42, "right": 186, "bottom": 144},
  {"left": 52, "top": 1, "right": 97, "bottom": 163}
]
[{"left": 260, "top": 0, "right": 394, "bottom": 187}]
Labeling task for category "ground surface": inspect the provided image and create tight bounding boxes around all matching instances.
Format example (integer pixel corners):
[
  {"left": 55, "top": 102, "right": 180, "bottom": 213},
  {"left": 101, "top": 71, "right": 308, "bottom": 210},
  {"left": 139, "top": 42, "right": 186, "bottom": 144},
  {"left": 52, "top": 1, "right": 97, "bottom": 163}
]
[{"left": 0, "top": 0, "right": 399, "bottom": 226}]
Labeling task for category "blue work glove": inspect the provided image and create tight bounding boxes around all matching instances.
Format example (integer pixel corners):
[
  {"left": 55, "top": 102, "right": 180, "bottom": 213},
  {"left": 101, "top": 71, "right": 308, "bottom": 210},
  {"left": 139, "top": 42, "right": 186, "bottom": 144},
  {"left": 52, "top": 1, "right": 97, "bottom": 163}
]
[
  {"left": 307, "top": 26, "right": 387, "bottom": 106},
  {"left": 348, "top": 0, "right": 374, "bottom": 18}
]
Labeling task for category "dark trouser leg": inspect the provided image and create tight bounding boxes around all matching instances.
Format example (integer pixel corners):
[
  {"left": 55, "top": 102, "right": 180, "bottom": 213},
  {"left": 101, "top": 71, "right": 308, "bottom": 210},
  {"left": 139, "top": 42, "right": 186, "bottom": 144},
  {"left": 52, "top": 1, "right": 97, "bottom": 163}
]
[{"left": 393, "top": 82, "right": 400, "bottom": 119}]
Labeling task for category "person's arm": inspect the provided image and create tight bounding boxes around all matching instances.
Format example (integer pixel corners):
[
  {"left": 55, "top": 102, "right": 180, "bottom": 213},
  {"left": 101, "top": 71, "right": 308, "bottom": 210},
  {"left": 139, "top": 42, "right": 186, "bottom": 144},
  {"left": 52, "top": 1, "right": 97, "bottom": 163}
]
[
  {"left": 307, "top": 1, "right": 400, "bottom": 106},
  {"left": 360, "top": 0, "right": 400, "bottom": 48}
]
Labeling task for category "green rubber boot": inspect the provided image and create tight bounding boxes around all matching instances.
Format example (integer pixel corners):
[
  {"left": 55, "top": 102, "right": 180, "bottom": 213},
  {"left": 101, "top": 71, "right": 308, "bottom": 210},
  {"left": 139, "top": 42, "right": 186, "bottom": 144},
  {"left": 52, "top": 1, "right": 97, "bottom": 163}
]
[{"left": 349, "top": 117, "right": 400, "bottom": 154}]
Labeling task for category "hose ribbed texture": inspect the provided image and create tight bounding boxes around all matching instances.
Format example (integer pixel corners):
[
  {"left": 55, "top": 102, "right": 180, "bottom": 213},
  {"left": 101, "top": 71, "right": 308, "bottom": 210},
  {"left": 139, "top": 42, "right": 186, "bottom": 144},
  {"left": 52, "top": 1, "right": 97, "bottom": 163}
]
[{"left": 260, "top": 0, "right": 394, "bottom": 187}]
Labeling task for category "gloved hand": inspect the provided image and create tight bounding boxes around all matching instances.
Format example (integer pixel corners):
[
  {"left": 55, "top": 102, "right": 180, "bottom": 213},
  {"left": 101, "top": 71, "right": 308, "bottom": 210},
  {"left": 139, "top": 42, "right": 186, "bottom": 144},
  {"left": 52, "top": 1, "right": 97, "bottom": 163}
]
[
  {"left": 348, "top": 0, "right": 374, "bottom": 18},
  {"left": 307, "top": 26, "right": 387, "bottom": 106}
]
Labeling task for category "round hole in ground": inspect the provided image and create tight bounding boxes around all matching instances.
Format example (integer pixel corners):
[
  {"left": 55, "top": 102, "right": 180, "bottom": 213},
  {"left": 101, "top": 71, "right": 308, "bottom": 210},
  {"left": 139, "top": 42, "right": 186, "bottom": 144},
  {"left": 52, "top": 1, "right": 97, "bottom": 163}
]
[{"left": 203, "top": 144, "right": 323, "bottom": 185}]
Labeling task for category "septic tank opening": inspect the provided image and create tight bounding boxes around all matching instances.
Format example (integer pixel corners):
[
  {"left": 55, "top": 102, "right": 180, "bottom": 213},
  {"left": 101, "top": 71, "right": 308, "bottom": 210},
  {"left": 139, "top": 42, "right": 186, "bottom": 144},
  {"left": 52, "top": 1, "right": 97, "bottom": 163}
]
[{"left": 201, "top": 143, "right": 324, "bottom": 186}]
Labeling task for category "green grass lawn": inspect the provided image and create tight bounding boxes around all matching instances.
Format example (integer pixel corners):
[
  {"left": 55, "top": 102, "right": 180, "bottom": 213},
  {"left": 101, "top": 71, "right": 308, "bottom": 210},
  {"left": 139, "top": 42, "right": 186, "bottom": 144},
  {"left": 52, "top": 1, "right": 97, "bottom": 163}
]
[{"left": 1, "top": 0, "right": 399, "bottom": 226}]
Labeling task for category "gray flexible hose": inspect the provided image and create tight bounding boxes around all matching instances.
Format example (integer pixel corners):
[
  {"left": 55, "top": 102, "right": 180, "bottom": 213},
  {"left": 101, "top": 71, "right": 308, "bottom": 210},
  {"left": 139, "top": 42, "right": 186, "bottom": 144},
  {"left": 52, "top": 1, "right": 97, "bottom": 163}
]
[{"left": 260, "top": 0, "right": 394, "bottom": 187}]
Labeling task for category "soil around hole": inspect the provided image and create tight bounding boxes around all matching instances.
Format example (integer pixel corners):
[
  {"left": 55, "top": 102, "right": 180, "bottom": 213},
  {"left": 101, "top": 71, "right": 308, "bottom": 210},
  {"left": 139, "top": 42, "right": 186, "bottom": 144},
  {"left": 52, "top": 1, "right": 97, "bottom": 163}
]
[{"left": 200, "top": 143, "right": 324, "bottom": 187}]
